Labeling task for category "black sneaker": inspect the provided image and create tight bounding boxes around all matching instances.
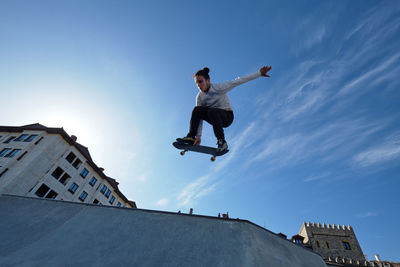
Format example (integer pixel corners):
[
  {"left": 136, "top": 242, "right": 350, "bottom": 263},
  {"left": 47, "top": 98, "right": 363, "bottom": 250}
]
[
  {"left": 176, "top": 136, "right": 195, "bottom": 145},
  {"left": 217, "top": 139, "right": 228, "bottom": 153}
]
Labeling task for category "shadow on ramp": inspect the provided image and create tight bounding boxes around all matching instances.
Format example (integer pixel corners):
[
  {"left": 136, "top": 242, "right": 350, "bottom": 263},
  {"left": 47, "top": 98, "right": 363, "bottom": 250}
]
[{"left": 0, "top": 194, "right": 326, "bottom": 267}]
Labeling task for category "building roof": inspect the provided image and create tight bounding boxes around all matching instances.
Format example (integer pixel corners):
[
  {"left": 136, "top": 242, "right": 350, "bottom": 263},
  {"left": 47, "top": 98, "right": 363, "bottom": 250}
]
[{"left": 0, "top": 123, "right": 135, "bottom": 208}]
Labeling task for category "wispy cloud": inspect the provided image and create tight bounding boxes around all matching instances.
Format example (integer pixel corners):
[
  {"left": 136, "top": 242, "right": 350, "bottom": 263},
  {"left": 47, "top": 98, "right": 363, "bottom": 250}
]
[
  {"left": 303, "top": 24, "right": 326, "bottom": 50},
  {"left": 214, "top": 122, "right": 256, "bottom": 172},
  {"left": 336, "top": 52, "right": 400, "bottom": 98},
  {"left": 353, "top": 132, "right": 400, "bottom": 168},
  {"left": 244, "top": 4, "right": 399, "bottom": 172},
  {"left": 176, "top": 175, "right": 219, "bottom": 207},
  {"left": 303, "top": 173, "right": 331, "bottom": 183},
  {"left": 175, "top": 3, "right": 400, "bottom": 207},
  {"left": 155, "top": 198, "right": 170, "bottom": 207},
  {"left": 292, "top": 7, "right": 329, "bottom": 54},
  {"left": 243, "top": 117, "right": 387, "bottom": 169},
  {"left": 357, "top": 211, "right": 378, "bottom": 218},
  {"left": 345, "top": 3, "right": 400, "bottom": 43},
  {"left": 250, "top": 134, "right": 303, "bottom": 167},
  {"left": 270, "top": 4, "right": 400, "bottom": 122},
  {"left": 175, "top": 122, "right": 259, "bottom": 207}
]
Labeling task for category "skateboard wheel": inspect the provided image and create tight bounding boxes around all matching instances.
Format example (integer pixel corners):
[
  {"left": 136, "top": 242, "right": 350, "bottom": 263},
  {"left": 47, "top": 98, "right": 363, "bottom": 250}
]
[
  {"left": 180, "top": 151, "right": 185, "bottom": 156},
  {"left": 211, "top": 156, "right": 216, "bottom": 162}
]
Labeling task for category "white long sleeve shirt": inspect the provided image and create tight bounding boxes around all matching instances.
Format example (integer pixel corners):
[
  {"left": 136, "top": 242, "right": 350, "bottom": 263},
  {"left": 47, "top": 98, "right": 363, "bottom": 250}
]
[{"left": 195, "top": 71, "right": 262, "bottom": 136}]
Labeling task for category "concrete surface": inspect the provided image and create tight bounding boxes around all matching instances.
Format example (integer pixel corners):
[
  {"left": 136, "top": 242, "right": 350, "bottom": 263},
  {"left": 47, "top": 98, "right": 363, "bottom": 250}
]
[{"left": 0, "top": 194, "right": 327, "bottom": 267}]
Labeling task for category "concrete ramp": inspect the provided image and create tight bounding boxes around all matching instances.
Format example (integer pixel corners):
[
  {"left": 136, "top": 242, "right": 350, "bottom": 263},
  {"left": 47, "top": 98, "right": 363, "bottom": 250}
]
[{"left": 0, "top": 194, "right": 326, "bottom": 267}]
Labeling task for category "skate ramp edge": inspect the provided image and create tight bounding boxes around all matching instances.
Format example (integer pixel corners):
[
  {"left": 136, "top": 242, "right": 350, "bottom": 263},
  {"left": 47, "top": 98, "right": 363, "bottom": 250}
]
[{"left": 0, "top": 194, "right": 326, "bottom": 267}]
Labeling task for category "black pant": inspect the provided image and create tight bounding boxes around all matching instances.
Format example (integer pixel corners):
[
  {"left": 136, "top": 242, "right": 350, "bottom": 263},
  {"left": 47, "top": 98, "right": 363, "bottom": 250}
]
[{"left": 188, "top": 106, "right": 234, "bottom": 141}]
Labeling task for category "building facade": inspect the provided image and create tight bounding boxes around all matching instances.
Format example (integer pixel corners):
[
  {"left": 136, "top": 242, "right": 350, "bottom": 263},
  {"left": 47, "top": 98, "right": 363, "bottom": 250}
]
[
  {"left": 0, "top": 123, "right": 136, "bottom": 208},
  {"left": 297, "top": 222, "right": 400, "bottom": 266},
  {"left": 298, "top": 222, "right": 367, "bottom": 265}
]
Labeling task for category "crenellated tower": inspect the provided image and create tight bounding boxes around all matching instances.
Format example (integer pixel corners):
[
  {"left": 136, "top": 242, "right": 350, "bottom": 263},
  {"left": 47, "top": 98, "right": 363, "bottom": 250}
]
[{"left": 298, "top": 222, "right": 366, "bottom": 263}]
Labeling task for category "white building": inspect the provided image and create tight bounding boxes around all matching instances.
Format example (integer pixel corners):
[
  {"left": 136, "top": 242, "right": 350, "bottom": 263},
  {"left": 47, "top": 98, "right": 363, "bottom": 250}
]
[{"left": 0, "top": 123, "right": 136, "bottom": 208}]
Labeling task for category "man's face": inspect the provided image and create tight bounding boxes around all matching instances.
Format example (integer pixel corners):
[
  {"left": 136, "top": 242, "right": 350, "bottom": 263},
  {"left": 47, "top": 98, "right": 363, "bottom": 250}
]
[{"left": 195, "top": 76, "right": 210, "bottom": 92}]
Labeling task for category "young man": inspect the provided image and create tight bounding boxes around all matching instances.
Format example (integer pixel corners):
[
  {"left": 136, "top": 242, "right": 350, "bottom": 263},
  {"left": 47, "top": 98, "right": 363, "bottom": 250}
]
[{"left": 177, "top": 65, "right": 272, "bottom": 152}]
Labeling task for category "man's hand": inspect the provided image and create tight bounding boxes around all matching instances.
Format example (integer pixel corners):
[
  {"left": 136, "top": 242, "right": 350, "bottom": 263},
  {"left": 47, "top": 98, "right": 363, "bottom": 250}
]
[
  {"left": 260, "top": 66, "right": 272, "bottom": 77},
  {"left": 194, "top": 136, "right": 201, "bottom": 145}
]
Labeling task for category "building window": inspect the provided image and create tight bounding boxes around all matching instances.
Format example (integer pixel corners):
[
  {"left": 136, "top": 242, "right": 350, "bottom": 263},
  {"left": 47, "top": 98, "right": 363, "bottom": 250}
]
[
  {"left": 68, "top": 183, "right": 79, "bottom": 194},
  {"left": 24, "top": 135, "right": 38, "bottom": 142},
  {"left": 116, "top": 202, "right": 121, "bottom": 207},
  {"left": 35, "top": 184, "right": 50, "bottom": 198},
  {"left": 14, "top": 134, "right": 29, "bottom": 142},
  {"left": 45, "top": 190, "right": 58, "bottom": 199},
  {"left": 5, "top": 149, "right": 22, "bottom": 158},
  {"left": 80, "top": 168, "right": 89, "bottom": 178},
  {"left": 105, "top": 189, "right": 111, "bottom": 198},
  {"left": 72, "top": 158, "right": 82, "bottom": 169},
  {"left": 0, "top": 148, "right": 12, "bottom": 157},
  {"left": 3, "top": 136, "right": 15, "bottom": 143},
  {"left": 59, "top": 173, "right": 71, "bottom": 185},
  {"left": 0, "top": 168, "right": 9, "bottom": 178},
  {"left": 325, "top": 242, "right": 330, "bottom": 249},
  {"left": 65, "top": 152, "right": 76, "bottom": 163},
  {"left": 51, "top": 167, "right": 64, "bottom": 180},
  {"left": 89, "top": 177, "right": 97, "bottom": 186},
  {"left": 109, "top": 196, "right": 115, "bottom": 204},
  {"left": 17, "top": 151, "right": 28, "bottom": 161},
  {"left": 316, "top": 241, "right": 320, "bottom": 248},
  {"left": 34, "top": 137, "right": 44, "bottom": 145},
  {"left": 79, "top": 191, "right": 88, "bottom": 202},
  {"left": 342, "top": 241, "right": 352, "bottom": 250},
  {"left": 100, "top": 185, "right": 107, "bottom": 194}
]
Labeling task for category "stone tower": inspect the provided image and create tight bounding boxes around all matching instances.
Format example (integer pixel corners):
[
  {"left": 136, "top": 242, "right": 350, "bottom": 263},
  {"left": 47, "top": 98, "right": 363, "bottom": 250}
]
[{"left": 298, "top": 222, "right": 365, "bottom": 262}]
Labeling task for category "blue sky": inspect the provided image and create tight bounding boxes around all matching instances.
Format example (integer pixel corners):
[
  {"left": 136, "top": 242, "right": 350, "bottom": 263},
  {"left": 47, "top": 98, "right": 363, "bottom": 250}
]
[{"left": 1, "top": 0, "right": 399, "bottom": 261}]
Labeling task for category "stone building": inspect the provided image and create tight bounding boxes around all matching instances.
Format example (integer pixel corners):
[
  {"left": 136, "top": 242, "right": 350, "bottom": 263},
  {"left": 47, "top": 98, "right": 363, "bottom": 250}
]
[
  {"left": 298, "top": 222, "right": 367, "bottom": 266},
  {"left": 0, "top": 123, "right": 136, "bottom": 208},
  {"left": 296, "top": 222, "right": 400, "bottom": 266},
  {"left": 369, "top": 255, "right": 400, "bottom": 267},
  {"left": 369, "top": 261, "right": 400, "bottom": 267}
]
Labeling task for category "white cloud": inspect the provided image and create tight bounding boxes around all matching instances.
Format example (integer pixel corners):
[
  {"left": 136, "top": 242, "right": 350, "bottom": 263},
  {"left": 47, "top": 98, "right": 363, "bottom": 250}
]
[
  {"left": 176, "top": 175, "right": 218, "bottom": 207},
  {"left": 242, "top": 117, "right": 387, "bottom": 170},
  {"left": 336, "top": 52, "right": 400, "bottom": 98},
  {"left": 174, "top": 2, "right": 400, "bottom": 206},
  {"left": 252, "top": 134, "right": 302, "bottom": 164},
  {"left": 136, "top": 174, "right": 148, "bottom": 183},
  {"left": 172, "top": 123, "right": 258, "bottom": 207},
  {"left": 292, "top": 9, "right": 329, "bottom": 54},
  {"left": 155, "top": 198, "right": 170, "bottom": 207},
  {"left": 353, "top": 132, "right": 400, "bottom": 167},
  {"left": 282, "top": 89, "right": 324, "bottom": 122},
  {"left": 303, "top": 24, "right": 326, "bottom": 50},
  {"left": 214, "top": 122, "right": 256, "bottom": 172},
  {"left": 357, "top": 212, "right": 378, "bottom": 218},
  {"left": 303, "top": 173, "right": 331, "bottom": 183},
  {"left": 173, "top": 122, "right": 262, "bottom": 207},
  {"left": 345, "top": 3, "right": 400, "bottom": 43}
]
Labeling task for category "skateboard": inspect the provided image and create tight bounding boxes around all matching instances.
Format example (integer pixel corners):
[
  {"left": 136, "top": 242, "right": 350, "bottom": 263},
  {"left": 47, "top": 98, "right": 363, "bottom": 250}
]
[{"left": 173, "top": 141, "right": 229, "bottom": 162}]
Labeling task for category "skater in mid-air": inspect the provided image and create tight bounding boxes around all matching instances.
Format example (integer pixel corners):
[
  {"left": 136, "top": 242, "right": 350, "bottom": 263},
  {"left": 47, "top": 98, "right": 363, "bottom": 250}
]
[{"left": 177, "top": 65, "right": 272, "bottom": 152}]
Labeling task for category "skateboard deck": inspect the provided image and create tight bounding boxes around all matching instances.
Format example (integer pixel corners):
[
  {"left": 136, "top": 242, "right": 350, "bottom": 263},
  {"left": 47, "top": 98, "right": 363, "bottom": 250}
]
[{"left": 173, "top": 141, "right": 229, "bottom": 161}]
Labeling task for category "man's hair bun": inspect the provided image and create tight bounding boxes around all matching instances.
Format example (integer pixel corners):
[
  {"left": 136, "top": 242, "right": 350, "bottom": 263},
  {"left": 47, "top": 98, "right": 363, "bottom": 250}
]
[{"left": 194, "top": 67, "right": 210, "bottom": 79}]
